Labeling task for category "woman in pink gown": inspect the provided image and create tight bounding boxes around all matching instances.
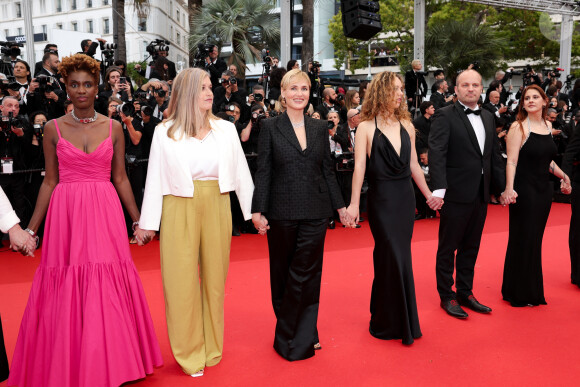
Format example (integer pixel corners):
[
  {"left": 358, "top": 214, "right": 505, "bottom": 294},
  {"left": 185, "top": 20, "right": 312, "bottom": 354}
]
[{"left": 7, "top": 54, "right": 162, "bottom": 387}]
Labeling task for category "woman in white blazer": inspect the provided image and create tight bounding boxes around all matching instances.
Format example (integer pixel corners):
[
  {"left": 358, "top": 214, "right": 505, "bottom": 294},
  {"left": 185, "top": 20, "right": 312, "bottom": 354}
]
[
  {"left": 137, "top": 68, "right": 253, "bottom": 378},
  {"left": 1, "top": 186, "right": 37, "bottom": 382}
]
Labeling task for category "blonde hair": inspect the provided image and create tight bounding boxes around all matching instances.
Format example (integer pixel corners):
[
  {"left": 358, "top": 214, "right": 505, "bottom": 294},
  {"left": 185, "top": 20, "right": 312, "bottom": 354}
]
[
  {"left": 411, "top": 59, "right": 421, "bottom": 68},
  {"left": 165, "top": 68, "right": 216, "bottom": 140},
  {"left": 360, "top": 71, "right": 410, "bottom": 122},
  {"left": 280, "top": 69, "right": 311, "bottom": 91}
]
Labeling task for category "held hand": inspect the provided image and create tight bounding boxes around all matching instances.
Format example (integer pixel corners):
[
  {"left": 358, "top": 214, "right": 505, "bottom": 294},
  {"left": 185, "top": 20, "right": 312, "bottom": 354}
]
[
  {"left": 8, "top": 226, "right": 36, "bottom": 257},
  {"left": 252, "top": 213, "right": 270, "bottom": 235},
  {"left": 337, "top": 207, "right": 353, "bottom": 228},
  {"left": 427, "top": 195, "right": 443, "bottom": 211},
  {"left": 561, "top": 177, "right": 572, "bottom": 195},
  {"left": 500, "top": 189, "right": 518, "bottom": 206},
  {"left": 345, "top": 204, "right": 359, "bottom": 227},
  {"left": 134, "top": 227, "right": 155, "bottom": 246}
]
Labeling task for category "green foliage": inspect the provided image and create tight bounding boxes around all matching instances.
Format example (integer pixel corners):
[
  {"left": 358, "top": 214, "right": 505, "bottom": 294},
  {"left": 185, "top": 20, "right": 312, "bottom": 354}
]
[
  {"left": 189, "top": 0, "right": 280, "bottom": 75},
  {"left": 127, "top": 62, "right": 147, "bottom": 88},
  {"left": 425, "top": 19, "right": 507, "bottom": 79}
]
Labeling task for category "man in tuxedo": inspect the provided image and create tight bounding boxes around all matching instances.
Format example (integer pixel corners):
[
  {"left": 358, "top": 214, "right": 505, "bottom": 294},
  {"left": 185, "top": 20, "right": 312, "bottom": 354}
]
[
  {"left": 413, "top": 101, "right": 434, "bottom": 154},
  {"left": 430, "top": 70, "right": 445, "bottom": 94},
  {"left": 405, "top": 59, "right": 427, "bottom": 113},
  {"left": 205, "top": 45, "right": 227, "bottom": 90},
  {"left": 34, "top": 44, "right": 58, "bottom": 77},
  {"left": 335, "top": 108, "right": 360, "bottom": 208},
  {"left": 428, "top": 69, "right": 506, "bottom": 319},
  {"left": 430, "top": 79, "right": 454, "bottom": 110},
  {"left": 315, "top": 87, "right": 340, "bottom": 120}
]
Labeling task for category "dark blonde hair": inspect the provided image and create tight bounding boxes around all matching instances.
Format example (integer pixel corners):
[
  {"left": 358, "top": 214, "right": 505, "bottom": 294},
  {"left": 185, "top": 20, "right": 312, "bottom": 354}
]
[
  {"left": 280, "top": 69, "right": 311, "bottom": 90},
  {"left": 345, "top": 89, "right": 359, "bottom": 111},
  {"left": 165, "top": 68, "right": 217, "bottom": 140},
  {"left": 360, "top": 71, "right": 410, "bottom": 122},
  {"left": 58, "top": 54, "right": 100, "bottom": 84}
]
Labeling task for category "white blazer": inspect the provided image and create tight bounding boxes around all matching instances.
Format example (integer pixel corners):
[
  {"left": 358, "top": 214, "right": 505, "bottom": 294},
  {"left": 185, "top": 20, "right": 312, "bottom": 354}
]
[
  {"left": 139, "top": 118, "right": 254, "bottom": 231},
  {"left": 0, "top": 186, "right": 19, "bottom": 233}
]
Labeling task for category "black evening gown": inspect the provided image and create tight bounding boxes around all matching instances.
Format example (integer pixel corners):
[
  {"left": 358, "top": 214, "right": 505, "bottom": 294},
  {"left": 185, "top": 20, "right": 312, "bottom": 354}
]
[
  {"left": 502, "top": 132, "right": 557, "bottom": 307},
  {"left": 367, "top": 121, "right": 422, "bottom": 344},
  {"left": 1, "top": 315, "right": 8, "bottom": 382}
]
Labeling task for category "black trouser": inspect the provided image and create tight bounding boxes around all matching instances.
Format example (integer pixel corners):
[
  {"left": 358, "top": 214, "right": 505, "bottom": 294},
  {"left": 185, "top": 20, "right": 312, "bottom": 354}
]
[
  {"left": 436, "top": 195, "right": 488, "bottom": 301},
  {"left": 266, "top": 218, "right": 327, "bottom": 361},
  {"left": 570, "top": 181, "right": 580, "bottom": 286}
]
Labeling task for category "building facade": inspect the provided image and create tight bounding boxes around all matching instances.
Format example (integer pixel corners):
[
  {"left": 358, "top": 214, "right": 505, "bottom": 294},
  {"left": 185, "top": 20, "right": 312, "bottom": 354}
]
[{"left": 0, "top": 0, "right": 189, "bottom": 70}]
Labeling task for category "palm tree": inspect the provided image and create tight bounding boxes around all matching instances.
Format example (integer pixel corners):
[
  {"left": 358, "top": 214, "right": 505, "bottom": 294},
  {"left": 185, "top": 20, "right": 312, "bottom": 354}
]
[
  {"left": 301, "top": 0, "right": 314, "bottom": 71},
  {"left": 188, "top": 0, "right": 203, "bottom": 68},
  {"left": 189, "top": 0, "right": 280, "bottom": 77},
  {"left": 112, "top": 0, "right": 150, "bottom": 62},
  {"left": 425, "top": 19, "right": 506, "bottom": 80}
]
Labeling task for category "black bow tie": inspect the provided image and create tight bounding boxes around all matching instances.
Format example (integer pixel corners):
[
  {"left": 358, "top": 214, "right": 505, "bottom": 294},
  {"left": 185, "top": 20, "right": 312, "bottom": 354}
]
[{"left": 464, "top": 108, "right": 481, "bottom": 115}]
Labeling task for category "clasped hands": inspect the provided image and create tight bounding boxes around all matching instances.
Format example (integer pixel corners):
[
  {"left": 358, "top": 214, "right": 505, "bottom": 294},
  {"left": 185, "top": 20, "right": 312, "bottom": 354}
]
[
  {"left": 500, "top": 189, "right": 518, "bottom": 206},
  {"left": 9, "top": 226, "right": 36, "bottom": 257},
  {"left": 133, "top": 226, "right": 156, "bottom": 246},
  {"left": 560, "top": 177, "right": 572, "bottom": 195}
]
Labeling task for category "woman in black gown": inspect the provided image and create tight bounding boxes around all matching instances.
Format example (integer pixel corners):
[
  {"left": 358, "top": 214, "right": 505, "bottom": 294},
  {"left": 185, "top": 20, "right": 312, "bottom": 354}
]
[
  {"left": 502, "top": 84, "right": 571, "bottom": 307},
  {"left": 346, "top": 71, "right": 437, "bottom": 344}
]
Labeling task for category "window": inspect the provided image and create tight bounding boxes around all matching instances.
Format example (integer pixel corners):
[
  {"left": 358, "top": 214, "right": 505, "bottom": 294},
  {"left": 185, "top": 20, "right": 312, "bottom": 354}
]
[
  {"left": 87, "top": 0, "right": 93, "bottom": 8},
  {"left": 170, "top": 26, "right": 173, "bottom": 41},
  {"left": 177, "top": 32, "right": 181, "bottom": 46},
  {"left": 4, "top": 30, "right": 9, "bottom": 39},
  {"left": 103, "top": 18, "right": 109, "bottom": 34},
  {"left": 177, "top": 9, "right": 180, "bottom": 24},
  {"left": 72, "top": 22, "right": 78, "bottom": 31},
  {"left": 138, "top": 17, "right": 147, "bottom": 32},
  {"left": 56, "top": 23, "right": 63, "bottom": 29},
  {"left": 42, "top": 25, "right": 47, "bottom": 35},
  {"left": 87, "top": 20, "right": 93, "bottom": 33},
  {"left": 71, "top": 0, "right": 77, "bottom": 10},
  {"left": 17, "top": 27, "right": 23, "bottom": 35},
  {"left": 56, "top": 0, "right": 62, "bottom": 12},
  {"left": 16, "top": 2, "right": 22, "bottom": 18},
  {"left": 103, "top": 0, "right": 109, "bottom": 5}
]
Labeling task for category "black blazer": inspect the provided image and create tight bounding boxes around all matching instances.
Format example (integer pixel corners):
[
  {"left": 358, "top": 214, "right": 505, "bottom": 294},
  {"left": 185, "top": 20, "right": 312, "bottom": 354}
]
[
  {"left": 562, "top": 121, "right": 580, "bottom": 181},
  {"left": 430, "top": 92, "right": 451, "bottom": 110},
  {"left": 335, "top": 123, "right": 352, "bottom": 150},
  {"left": 428, "top": 102, "right": 505, "bottom": 203},
  {"left": 405, "top": 70, "right": 427, "bottom": 99},
  {"left": 413, "top": 114, "right": 431, "bottom": 152},
  {"left": 251, "top": 112, "right": 345, "bottom": 220}
]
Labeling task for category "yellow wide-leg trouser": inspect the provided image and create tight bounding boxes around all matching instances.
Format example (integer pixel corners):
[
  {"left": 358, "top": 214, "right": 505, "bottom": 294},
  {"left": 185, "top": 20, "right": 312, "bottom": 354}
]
[{"left": 160, "top": 180, "right": 232, "bottom": 375}]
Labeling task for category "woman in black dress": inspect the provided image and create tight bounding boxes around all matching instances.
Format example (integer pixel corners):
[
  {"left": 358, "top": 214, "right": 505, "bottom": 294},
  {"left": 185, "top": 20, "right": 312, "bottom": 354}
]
[
  {"left": 346, "top": 71, "right": 436, "bottom": 344},
  {"left": 502, "top": 84, "right": 571, "bottom": 307}
]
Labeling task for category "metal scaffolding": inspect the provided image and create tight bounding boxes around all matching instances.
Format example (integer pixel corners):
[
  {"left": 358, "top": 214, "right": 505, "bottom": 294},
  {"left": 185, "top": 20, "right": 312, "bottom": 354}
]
[
  {"left": 458, "top": 0, "right": 580, "bottom": 16},
  {"left": 414, "top": 0, "right": 580, "bottom": 80}
]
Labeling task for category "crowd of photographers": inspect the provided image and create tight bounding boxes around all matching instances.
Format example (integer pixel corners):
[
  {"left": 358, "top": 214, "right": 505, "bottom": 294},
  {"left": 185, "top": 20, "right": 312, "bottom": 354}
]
[{"left": 2, "top": 36, "right": 580, "bottom": 236}]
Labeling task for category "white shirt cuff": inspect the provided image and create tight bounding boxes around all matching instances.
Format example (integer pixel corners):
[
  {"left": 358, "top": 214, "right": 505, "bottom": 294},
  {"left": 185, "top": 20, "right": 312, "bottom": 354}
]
[{"left": 432, "top": 189, "right": 446, "bottom": 198}]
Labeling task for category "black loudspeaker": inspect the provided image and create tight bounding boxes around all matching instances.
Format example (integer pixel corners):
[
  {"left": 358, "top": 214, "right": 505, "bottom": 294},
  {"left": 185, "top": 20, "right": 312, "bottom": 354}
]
[{"left": 341, "top": 0, "right": 382, "bottom": 40}]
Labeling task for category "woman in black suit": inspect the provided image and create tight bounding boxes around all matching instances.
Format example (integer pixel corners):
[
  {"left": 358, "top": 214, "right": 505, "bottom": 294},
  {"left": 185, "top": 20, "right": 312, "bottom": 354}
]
[{"left": 252, "top": 69, "right": 351, "bottom": 361}]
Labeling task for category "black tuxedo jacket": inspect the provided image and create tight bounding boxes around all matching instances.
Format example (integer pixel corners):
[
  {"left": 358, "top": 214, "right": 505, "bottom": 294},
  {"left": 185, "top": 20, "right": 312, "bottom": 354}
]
[
  {"left": 430, "top": 92, "right": 451, "bottom": 110},
  {"left": 206, "top": 58, "right": 228, "bottom": 90},
  {"left": 335, "top": 123, "right": 352, "bottom": 150},
  {"left": 35, "top": 68, "right": 66, "bottom": 91},
  {"left": 212, "top": 86, "right": 247, "bottom": 114},
  {"left": 405, "top": 70, "right": 427, "bottom": 99},
  {"left": 428, "top": 102, "right": 505, "bottom": 203},
  {"left": 413, "top": 114, "right": 431, "bottom": 151},
  {"left": 251, "top": 112, "right": 345, "bottom": 220},
  {"left": 563, "top": 121, "right": 580, "bottom": 181}
]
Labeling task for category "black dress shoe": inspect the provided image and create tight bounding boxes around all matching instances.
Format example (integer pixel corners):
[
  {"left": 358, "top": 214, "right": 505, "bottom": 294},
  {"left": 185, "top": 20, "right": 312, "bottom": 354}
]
[
  {"left": 232, "top": 227, "right": 241, "bottom": 237},
  {"left": 440, "top": 300, "right": 468, "bottom": 319},
  {"left": 328, "top": 219, "right": 336, "bottom": 229},
  {"left": 458, "top": 295, "right": 492, "bottom": 313},
  {"left": 415, "top": 214, "right": 426, "bottom": 220}
]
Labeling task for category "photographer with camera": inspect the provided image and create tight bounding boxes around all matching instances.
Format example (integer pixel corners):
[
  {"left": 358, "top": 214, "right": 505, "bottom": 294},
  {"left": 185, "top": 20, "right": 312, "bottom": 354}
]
[
  {"left": 405, "top": 59, "right": 428, "bottom": 114},
  {"left": 203, "top": 45, "right": 227, "bottom": 90},
  {"left": 430, "top": 79, "right": 455, "bottom": 110},
  {"left": 1, "top": 60, "right": 31, "bottom": 116},
  {"left": 34, "top": 44, "right": 58, "bottom": 77},
  {"left": 78, "top": 38, "right": 106, "bottom": 58},
  {"left": 23, "top": 111, "right": 48, "bottom": 215},
  {"left": 139, "top": 79, "right": 170, "bottom": 120},
  {"left": 0, "top": 96, "right": 31, "bottom": 227},
  {"left": 26, "top": 53, "right": 67, "bottom": 120},
  {"left": 315, "top": 87, "right": 341, "bottom": 120},
  {"left": 97, "top": 66, "right": 133, "bottom": 115},
  {"left": 212, "top": 70, "right": 247, "bottom": 115}
]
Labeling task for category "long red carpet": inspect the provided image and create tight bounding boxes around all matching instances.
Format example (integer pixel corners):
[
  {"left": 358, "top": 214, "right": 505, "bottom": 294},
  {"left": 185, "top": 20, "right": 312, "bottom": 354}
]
[{"left": 2, "top": 203, "right": 580, "bottom": 386}]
